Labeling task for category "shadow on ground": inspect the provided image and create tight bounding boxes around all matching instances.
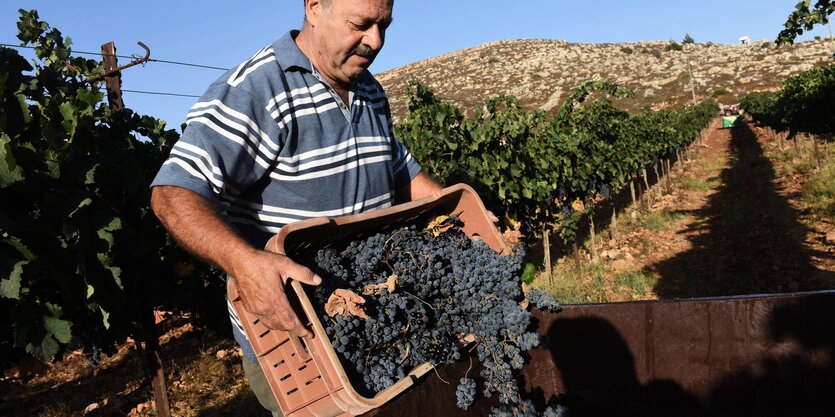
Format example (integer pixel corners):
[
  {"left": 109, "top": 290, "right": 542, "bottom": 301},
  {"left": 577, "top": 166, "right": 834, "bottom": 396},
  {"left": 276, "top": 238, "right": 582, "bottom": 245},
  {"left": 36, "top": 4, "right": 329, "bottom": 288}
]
[
  {"left": 0, "top": 319, "right": 257, "bottom": 416},
  {"left": 652, "top": 123, "right": 835, "bottom": 298}
]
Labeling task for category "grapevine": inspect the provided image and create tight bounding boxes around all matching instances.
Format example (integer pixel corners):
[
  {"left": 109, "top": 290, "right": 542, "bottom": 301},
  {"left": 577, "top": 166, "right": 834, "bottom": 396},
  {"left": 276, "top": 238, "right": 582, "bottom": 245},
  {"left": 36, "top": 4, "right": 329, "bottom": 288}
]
[
  {"left": 396, "top": 81, "right": 715, "bottom": 250},
  {"left": 742, "top": 63, "right": 835, "bottom": 139},
  {"left": 0, "top": 10, "right": 221, "bottom": 366}
]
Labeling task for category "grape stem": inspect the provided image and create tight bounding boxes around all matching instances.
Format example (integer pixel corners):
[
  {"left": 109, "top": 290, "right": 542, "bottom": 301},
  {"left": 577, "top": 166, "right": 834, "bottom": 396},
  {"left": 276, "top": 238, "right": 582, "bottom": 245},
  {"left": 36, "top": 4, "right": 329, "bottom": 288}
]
[
  {"left": 432, "top": 365, "right": 450, "bottom": 385},
  {"left": 403, "top": 291, "right": 435, "bottom": 310},
  {"left": 398, "top": 344, "right": 411, "bottom": 365}
]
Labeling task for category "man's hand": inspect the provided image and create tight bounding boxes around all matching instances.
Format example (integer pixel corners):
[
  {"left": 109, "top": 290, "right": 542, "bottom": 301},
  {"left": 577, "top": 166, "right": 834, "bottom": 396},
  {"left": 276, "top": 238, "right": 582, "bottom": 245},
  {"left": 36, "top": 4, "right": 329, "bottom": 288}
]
[
  {"left": 486, "top": 211, "right": 499, "bottom": 223},
  {"left": 231, "top": 249, "right": 322, "bottom": 339},
  {"left": 151, "top": 186, "right": 322, "bottom": 338}
]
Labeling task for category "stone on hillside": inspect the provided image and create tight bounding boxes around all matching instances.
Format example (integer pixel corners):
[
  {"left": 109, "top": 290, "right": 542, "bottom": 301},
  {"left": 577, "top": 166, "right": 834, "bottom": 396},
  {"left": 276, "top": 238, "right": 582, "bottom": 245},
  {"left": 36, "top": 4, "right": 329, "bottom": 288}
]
[{"left": 612, "top": 259, "right": 630, "bottom": 271}]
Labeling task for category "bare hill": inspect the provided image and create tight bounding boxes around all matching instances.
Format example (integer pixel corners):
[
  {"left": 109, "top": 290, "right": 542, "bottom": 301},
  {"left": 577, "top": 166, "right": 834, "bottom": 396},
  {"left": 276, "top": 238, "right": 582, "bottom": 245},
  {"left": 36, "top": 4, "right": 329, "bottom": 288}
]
[{"left": 376, "top": 38, "right": 835, "bottom": 119}]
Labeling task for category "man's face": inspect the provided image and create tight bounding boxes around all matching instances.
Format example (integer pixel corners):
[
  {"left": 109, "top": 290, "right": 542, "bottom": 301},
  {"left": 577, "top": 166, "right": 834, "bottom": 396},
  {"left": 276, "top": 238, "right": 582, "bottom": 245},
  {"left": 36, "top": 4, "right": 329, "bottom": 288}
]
[{"left": 307, "top": 0, "right": 393, "bottom": 90}]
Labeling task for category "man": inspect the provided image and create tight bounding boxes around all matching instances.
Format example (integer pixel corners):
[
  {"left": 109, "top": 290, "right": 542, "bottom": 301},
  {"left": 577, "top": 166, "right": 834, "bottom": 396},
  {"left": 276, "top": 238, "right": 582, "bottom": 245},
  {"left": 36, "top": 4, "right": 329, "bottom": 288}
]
[{"left": 150, "top": 0, "right": 442, "bottom": 414}]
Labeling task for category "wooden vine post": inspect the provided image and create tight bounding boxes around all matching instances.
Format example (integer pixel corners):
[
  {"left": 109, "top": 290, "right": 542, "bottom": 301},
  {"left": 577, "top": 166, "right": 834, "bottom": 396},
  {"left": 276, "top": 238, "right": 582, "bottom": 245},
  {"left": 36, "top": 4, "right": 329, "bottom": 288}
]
[
  {"left": 641, "top": 168, "right": 651, "bottom": 208},
  {"left": 589, "top": 216, "right": 597, "bottom": 260},
  {"left": 543, "top": 227, "right": 552, "bottom": 284},
  {"left": 810, "top": 134, "right": 821, "bottom": 169},
  {"left": 100, "top": 41, "right": 172, "bottom": 417}
]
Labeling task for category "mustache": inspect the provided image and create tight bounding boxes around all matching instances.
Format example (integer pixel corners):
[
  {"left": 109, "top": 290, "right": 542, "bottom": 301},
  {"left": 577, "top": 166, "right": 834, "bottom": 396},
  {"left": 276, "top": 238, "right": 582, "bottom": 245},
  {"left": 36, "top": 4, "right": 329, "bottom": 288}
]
[{"left": 351, "top": 44, "right": 377, "bottom": 59}]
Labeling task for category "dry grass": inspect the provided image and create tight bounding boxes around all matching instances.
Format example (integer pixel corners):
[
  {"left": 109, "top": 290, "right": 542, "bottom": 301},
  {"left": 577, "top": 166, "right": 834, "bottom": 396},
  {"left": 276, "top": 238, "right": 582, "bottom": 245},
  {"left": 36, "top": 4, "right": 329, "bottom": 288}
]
[{"left": 801, "top": 162, "right": 835, "bottom": 218}]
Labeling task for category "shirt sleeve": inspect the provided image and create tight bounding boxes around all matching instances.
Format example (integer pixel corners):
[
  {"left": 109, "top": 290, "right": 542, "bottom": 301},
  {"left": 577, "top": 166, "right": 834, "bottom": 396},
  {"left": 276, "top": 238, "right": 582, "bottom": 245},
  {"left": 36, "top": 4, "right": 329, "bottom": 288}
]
[
  {"left": 150, "top": 79, "right": 282, "bottom": 207},
  {"left": 381, "top": 93, "right": 422, "bottom": 188}
]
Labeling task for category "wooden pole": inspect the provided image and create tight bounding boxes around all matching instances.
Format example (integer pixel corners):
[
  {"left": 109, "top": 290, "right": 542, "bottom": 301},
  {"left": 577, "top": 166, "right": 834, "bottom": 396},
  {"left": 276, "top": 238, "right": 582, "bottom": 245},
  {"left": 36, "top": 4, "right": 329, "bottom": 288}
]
[
  {"left": 629, "top": 179, "right": 636, "bottom": 204},
  {"left": 801, "top": 133, "right": 809, "bottom": 157},
  {"left": 686, "top": 57, "right": 697, "bottom": 105},
  {"left": 138, "top": 313, "right": 172, "bottom": 417},
  {"left": 543, "top": 227, "right": 552, "bottom": 284},
  {"left": 572, "top": 242, "right": 582, "bottom": 273},
  {"left": 641, "top": 168, "right": 652, "bottom": 208},
  {"left": 589, "top": 216, "right": 597, "bottom": 260},
  {"left": 812, "top": 134, "right": 821, "bottom": 169},
  {"left": 101, "top": 41, "right": 170, "bottom": 417},
  {"left": 652, "top": 162, "right": 661, "bottom": 193},
  {"left": 100, "top": 42, "right": 124, "bottom": 112}
]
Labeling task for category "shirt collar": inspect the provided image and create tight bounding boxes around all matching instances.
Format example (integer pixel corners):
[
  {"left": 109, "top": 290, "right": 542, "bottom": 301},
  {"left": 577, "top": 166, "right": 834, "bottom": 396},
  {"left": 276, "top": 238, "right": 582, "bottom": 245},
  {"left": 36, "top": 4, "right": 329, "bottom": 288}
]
[
  {"left": 273, "top": 30, "right": 312, "bottom": 72},
  {"left": 273, "top": 30, "right": 369, "bottom": 96}
]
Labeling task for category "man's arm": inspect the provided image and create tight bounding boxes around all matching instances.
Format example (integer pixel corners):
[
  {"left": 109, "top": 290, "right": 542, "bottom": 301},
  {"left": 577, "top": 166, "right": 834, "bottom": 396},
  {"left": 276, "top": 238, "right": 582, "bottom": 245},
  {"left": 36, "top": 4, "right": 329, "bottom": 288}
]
[
  {"left": 150, "top": 186, "right": 321, "bottom": 338},
  {"left": 398, "top": 172, "right": 499, "bottom": 222},
  {"left": 395, "top": 171, "right": 444, "bottom": 203}
]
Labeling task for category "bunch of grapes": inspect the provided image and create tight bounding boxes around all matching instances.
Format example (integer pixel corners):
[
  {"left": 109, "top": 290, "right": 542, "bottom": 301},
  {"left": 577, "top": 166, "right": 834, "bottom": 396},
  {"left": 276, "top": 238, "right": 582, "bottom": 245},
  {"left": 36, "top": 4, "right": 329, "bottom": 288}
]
[{"left": 300, "top": 215, "right": 561, "bottom": 410}]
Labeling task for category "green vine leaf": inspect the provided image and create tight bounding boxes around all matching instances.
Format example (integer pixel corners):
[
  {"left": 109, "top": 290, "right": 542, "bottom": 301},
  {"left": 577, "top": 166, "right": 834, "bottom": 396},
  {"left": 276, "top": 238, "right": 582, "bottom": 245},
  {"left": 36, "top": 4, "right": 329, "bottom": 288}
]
[
  {"left": 0, "top": 133, "right": 24, "bottom": 187},
  {"left": 0, "top": 261, "right": 26, "bottom": 299},
  {"left": 16, "top": 94, "right": 32, "bottom": 124},
  {"left": 59, "top": 101, "right": 78, "bottom": 140},
  {"left": 44, "top": 311, "right": 72, "bottom": 344},
  {"left": 100, "top": 306, "right": 111, "bottom": 330},
  {"left": 28, "top": 335, "right": 59, "bottom": 363}
]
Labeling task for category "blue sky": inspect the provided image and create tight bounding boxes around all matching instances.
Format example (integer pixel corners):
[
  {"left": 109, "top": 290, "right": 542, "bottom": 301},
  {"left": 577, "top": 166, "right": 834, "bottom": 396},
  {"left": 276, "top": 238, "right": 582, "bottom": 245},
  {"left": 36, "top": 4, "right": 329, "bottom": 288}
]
[{"left": 2, "top": 1, "right": 832, "bottom": 129}]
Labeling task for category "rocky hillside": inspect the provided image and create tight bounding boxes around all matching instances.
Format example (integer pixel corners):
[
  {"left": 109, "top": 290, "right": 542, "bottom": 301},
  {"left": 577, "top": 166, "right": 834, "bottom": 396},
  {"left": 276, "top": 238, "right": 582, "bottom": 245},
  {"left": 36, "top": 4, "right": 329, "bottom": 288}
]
[{"left": 376, "top": 38, "right": 835, "bottom": 119}]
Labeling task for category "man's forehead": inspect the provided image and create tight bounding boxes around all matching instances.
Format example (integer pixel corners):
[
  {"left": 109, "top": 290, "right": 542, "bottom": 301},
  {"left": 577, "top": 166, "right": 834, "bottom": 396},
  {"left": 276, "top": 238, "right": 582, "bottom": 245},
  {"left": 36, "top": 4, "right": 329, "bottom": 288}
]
[{"left": 335, "top": 0, "right": 393, "bottom": 14}]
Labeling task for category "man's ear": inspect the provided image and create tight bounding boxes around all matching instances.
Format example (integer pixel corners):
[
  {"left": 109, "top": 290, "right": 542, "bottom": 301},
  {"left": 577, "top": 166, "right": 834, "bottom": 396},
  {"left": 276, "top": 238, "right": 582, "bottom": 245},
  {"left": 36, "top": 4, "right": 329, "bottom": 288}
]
[{"left": 306, "top": 0, "right": 324, "bottom": 26}]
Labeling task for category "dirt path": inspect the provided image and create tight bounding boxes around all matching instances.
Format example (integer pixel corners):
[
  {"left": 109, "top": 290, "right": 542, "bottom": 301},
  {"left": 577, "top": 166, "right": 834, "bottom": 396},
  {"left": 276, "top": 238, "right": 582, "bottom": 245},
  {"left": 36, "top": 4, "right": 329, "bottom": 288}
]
[{"left": 628, "top": 120, "right": 835, "bottom": 299}]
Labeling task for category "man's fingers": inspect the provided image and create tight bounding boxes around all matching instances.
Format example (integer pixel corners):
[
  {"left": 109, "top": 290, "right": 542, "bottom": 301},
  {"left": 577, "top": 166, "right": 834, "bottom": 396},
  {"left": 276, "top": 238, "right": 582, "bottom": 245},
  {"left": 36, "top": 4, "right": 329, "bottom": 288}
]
[
  {"left": 487, "top": 210, "right": 499, "bottom": 223},
  {"left": 289, "top": 324, "right": 314, "bottom": 339},
  {"left": 283, "top": 261, "right": 322, "bottom": 286},
  {"left": 261, "top": 303, "right": 308, "bottom": 332}
]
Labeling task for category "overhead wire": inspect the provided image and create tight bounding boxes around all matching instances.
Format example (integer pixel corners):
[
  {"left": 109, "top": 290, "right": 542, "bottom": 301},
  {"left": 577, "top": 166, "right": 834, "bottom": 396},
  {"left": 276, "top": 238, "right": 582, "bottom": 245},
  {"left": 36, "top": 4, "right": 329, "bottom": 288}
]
[
  {"left": 3, "top": 42, "right": 214, "bottom": 99},
  {"left": 121, "top": 89, "right": 201, "bottom": 98},
  {"left": 0, "top": 43, "right": 229, "bottom": 71}
]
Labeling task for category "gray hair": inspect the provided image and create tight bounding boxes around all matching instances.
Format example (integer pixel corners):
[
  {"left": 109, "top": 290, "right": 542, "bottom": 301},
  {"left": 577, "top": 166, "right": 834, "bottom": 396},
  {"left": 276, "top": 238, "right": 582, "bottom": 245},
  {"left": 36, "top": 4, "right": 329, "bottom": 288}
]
[
  {"left": 302, "top": 0, "right": 332, "bottom": 26},
  {"left": 303, "top": 0, "right": 331, "bottom": 10}
]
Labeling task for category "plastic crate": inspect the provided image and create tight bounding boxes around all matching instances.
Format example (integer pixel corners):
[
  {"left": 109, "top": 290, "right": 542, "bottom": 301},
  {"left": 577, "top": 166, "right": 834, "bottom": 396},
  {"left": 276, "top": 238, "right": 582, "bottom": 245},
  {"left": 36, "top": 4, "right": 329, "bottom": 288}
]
[
  {"left": 722, "top": 115, "right": 740, "bottom": 128},
  {"left": 227, "top": 184, "right": 507, "bottom": 417}
]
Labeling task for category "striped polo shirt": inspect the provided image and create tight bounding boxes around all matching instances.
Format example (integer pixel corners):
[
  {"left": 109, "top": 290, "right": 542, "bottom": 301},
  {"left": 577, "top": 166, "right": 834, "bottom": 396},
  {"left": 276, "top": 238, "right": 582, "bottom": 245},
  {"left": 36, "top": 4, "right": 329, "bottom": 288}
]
[{"left": 151, "top": 31, "right": 421, "bottom": 359}]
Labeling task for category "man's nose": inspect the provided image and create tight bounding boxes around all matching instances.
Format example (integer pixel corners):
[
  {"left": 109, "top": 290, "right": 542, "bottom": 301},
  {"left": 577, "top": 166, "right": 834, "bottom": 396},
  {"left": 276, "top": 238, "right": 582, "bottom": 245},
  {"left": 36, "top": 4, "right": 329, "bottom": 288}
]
[{"left": 363, "top": 24, "right": 385, "bottom": 52}]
